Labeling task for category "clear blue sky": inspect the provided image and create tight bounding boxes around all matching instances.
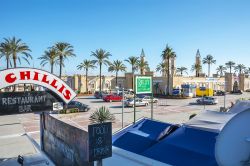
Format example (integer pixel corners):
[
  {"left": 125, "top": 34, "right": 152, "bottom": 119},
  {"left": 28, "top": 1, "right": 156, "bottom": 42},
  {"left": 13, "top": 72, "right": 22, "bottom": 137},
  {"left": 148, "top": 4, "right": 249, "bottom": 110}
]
[{"left": 1, "top": 0, "right": 250, "bottom": 76}]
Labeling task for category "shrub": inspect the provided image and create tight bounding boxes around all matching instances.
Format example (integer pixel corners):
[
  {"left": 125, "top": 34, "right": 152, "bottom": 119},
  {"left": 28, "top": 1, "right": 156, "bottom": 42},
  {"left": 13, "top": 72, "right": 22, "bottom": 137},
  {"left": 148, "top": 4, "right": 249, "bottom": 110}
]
[{"left": 89, "top": 106, "right": 115, "bottom": 124}]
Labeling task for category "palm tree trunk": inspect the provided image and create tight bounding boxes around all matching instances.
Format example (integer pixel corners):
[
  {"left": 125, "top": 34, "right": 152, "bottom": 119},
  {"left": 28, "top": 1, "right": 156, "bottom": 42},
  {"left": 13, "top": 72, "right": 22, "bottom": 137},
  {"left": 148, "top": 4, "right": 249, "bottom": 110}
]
[
  {"left": 6, "top": 57, "right": 9, "bottom": 69},
  {"left": 116, "top": 72, "right": 118, "bottom": 87},
  {"left": 230, "top": 66, "right": 232, "bottom": 74},
  {"left": 132, "top": 65, "right": 134, "bottom": 89},
  {"left": 59, "top": 56, "right": 63, "bottom": 78},
  {"left": 167, "top": 58, "right": 170, "bottom": 95},
  {"left": 99, "top": 64, "right": 102, "bottom": 92},
  {"left": 86, "top": 69, "right": 88, "bottom": 93},
  {"left": 51, "top": 63, "right": 54, "bottom": 74},
  {"left": 208, "top": 64, "right": 210, "bottom": 77},
  {"left": 13, "top": 54, "right": 17, "bottom": 92}
]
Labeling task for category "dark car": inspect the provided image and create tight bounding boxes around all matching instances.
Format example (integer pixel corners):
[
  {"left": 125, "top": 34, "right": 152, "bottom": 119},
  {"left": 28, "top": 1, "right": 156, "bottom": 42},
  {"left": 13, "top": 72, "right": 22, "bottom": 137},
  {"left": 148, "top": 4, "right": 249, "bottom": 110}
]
[
  {"left": 231, "top": 90, "right": 243, "bottom": 95},
  {"left": 67, "top": 101, "right": 90, "bottom": 112},
  {"left": 94, "top": 91, "right": 108, "bottom": 99},
  {"left": 215, "top": 90, "right": 225, "bottom": 96}
]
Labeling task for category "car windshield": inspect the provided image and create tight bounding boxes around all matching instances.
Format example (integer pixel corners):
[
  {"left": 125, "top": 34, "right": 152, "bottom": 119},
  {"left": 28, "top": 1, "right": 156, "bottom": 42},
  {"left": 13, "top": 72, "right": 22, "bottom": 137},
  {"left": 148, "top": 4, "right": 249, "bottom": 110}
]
[{"left": 68, "top": 101, "right": 75, "bottom": 105}]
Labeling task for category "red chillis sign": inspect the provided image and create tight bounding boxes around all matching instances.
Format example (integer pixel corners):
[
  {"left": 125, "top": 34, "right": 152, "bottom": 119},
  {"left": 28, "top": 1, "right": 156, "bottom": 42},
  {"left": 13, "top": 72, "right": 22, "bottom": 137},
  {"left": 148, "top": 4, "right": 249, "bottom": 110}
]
[{"left": 0, "top": 68, "right": 76, "bottom": 104}]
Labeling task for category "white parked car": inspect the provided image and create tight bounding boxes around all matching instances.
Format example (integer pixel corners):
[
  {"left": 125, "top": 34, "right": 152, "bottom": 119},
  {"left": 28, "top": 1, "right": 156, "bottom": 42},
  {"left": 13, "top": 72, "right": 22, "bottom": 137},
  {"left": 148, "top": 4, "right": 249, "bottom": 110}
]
[
  {"left": 140, "top": 96, "right": 158, "bottom": 103},
  {"left": 124, "top": 98, "right": 149, "bottom": 107},
  {"left": 196, "top": 97, "right": 218, "bottom": 105}
]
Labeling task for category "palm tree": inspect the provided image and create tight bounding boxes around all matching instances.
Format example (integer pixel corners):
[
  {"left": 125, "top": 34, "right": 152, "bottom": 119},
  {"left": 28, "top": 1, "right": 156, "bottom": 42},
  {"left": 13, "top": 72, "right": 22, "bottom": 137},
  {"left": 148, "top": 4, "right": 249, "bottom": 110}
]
[
  {"left": 161, "top": 45, "right": 176, "bottom": 95},
  {"left": 191, "top": 63, "right": 202, "bottom": 77},
  {"left": 176, "top": 67, "right": 188, "bottom": 76},
  {"left": 0, "top": 39, "right": 12, "bottom": 69},
  {"left": 89, "top": 106, "right": 115, "bottom": 124},
  {"left": 246, "top": 67, "right": 250, "bottom": 75},
  {"left": 202, "top": 54, "right": 216, "bottom": 77},
  {"left": 234, "top": 64, "right": 246, "bottom": 74},
  {"left": 225, "top": 61, "right": 235, "bottom": 74},
  {"left": 108, "top": 60, "right": 126, "bottom": 86},
  {"left": 7, "top": 37, "right": 32, "bottom": 68},
  {"left": 91, "top": 49, "right": 111, "bottom": 92},
  {"left": 39, "top": 48, "right": 58, "bottom": 74},
  {"left": 54, "top": 42, "right": 75, "bottom": 78},
  {"left": 137, "top": 60, "right": 150, "bottom": 75},
  {"left": 77, "top": 60, "right": 96, "bottom": 93},
  {"left": 156, "top": 62, "right": 168, "bottom": 76},
  {"left": 125, "top": 56, "right": 139, "bottom": 74},
  {"left": 216, "top": 65, "right": 227, "bottom": 77}
]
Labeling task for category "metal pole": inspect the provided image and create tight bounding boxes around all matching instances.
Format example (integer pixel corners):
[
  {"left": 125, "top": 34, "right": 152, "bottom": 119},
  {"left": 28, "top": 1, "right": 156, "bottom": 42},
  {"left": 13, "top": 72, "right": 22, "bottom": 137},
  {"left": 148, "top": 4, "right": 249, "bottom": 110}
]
[
  {"left": 203, "top": 91, "right": 205, "bottom": 110},
  {"left": 134, "top": 76, "right": 136, "bottom": 124},
  {"left": 151, "top": 76, "right": 153, "bottom": 120},
  {"left": 151, "top": 92, "right": 153, "bottom": 120},
  {"left": 122, "top": 88, "right": 124, "bottom": 128},
  {"left": 97, "top": 160, "right": 102, "bottom": 166},
  {"left": 224, "top": 81, "right": 226, "bottom": 110}
]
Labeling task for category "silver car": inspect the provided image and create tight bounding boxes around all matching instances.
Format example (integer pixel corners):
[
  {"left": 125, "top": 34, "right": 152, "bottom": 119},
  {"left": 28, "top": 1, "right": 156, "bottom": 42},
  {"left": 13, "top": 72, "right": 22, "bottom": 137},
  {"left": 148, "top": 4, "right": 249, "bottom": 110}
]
[
  {"left": 140, "top": 96, "right": 158, "bottom": 103},
  {"left": 196, "top": 97, "right": 218, "bottom": 105},
  {"left": 124, "top": 98, "right": 149, "bottom": 107}
]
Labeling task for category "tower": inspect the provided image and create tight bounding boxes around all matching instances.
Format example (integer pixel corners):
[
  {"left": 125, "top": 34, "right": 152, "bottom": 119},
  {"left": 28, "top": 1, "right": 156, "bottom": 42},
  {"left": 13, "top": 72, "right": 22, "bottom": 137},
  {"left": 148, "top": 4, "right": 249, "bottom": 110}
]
[
  {"left": 195, "top": 49, "right": 202, "bottom": 76},
  {"left": 140, "top": 49, "right": 146, "bottom": 75}
]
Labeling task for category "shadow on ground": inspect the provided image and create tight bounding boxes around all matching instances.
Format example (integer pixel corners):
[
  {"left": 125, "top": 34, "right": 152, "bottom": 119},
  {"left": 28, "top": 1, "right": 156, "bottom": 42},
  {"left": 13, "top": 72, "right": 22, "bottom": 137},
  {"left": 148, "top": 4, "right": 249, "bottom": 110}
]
[
  {"left": 113, "top": 110, "right": 142, "bottom": 115},
  {"left": 90, "top": 101, "right": 106, "bottom": 103},
  {"left": 77, "top": 97, "right": 96, "bottom": 99}
]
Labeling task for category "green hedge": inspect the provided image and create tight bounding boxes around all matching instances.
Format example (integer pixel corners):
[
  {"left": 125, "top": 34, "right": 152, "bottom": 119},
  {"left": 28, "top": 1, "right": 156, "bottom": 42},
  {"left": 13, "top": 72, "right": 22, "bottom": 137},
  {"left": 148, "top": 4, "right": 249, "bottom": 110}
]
[{"left": 59, "top": 108, "right": 79, "bottom": 114}]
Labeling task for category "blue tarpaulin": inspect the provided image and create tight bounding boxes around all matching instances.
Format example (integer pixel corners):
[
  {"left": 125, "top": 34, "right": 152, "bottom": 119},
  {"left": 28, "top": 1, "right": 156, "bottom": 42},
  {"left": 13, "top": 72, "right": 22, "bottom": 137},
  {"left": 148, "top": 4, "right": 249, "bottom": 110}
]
[{"left": 113, "top": 118, "right": 218, "bottom": 166}]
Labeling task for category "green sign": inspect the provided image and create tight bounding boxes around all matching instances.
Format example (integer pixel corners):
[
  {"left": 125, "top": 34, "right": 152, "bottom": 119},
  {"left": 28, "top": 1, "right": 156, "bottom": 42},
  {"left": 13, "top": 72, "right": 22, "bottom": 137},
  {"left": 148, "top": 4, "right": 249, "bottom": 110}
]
[{"left": 135, "top": 76, "right": 152, "bottom": 94}]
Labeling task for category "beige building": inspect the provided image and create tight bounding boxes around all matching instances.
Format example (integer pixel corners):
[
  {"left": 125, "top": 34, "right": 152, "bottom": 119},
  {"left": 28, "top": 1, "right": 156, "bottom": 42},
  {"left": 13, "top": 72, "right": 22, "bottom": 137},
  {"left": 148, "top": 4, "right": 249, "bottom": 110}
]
[{"left": 62, "top": 72, "right": 250, "bottom": 95}]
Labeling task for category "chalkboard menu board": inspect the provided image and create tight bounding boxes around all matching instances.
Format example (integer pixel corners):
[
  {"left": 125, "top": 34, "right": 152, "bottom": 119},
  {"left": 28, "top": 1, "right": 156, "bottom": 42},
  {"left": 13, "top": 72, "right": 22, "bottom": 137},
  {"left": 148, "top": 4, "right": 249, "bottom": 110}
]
[
  {"left": 0, "top": 91, "right": 62, "bottom": 115},
  {"left": 88, "top": 122, "right": 112, "bottom": 161}
]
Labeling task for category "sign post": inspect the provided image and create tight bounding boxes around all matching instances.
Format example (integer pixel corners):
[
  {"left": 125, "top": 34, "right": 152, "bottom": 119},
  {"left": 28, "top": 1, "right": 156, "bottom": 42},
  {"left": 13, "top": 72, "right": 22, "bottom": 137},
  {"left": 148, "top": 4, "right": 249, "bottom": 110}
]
[
  {"left": 199, "top": 87, "right": 206, "bottom": 110},
  {"left": 88, "top": 122, "right": 112, "bottom": 165},
  {"left": 134, "top": 76, "right": 153, "bottom": 123},
  {"left": 122, "top": 88, "right": 124, "bottom": 128}
]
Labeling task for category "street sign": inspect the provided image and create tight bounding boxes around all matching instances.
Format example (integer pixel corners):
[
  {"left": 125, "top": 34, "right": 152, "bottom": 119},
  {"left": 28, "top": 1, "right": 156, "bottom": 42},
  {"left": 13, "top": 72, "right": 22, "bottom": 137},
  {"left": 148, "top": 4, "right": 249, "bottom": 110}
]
[
  {"left": 88, "top": 122, "right": 112, "bottom": 162},
  {"left": 53, "top": 102, "right": 64, "bottom": 111},
  {"left": 135, "top": 76, "right": 152, "bottom": 94}
]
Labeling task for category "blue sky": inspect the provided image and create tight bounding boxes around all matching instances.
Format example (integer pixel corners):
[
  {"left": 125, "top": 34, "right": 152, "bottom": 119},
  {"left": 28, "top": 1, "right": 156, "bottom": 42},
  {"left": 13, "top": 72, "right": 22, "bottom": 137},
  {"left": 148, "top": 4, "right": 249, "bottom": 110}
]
[{"left": 1, "top": 0, "right": 250, "bottom": 76}]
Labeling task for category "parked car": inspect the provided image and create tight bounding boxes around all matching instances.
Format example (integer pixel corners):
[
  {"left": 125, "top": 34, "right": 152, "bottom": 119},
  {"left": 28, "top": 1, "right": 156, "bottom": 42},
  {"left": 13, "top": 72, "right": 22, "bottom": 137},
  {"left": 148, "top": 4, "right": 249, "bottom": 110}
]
[
  {"left": 124, "top": 98, "right": 149, "bottom": 107},
  {"left": 196, "top": 97, "right": 218, "bottom": 105},
  {"left": 119, "top": 91, "right": 134, "bottom": 99},
  {"left": 230, "top": 90, "right": 243, "bottom": 95},
  {"left": 140, "top": 95, "right": 158, "bottom": 103},
  {"left": 103, "top": 94, "right": 123, "bottom": 102},
  {"left": 67, "top": 101, "right": 90, "bottom": 112},
  {"left": 94, "top": 91, "right": 108, "bottom": 99},
  {"left": 246, "top": 89, "right": 250, "bottom": 92},
  {"left": 215, "top": 90, "right": 225, "bottom": 96}
]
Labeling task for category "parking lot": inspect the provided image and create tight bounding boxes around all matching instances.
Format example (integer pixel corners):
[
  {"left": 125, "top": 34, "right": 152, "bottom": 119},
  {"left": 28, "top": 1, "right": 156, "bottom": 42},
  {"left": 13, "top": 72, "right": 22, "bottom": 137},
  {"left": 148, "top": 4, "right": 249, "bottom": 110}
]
[
  {"left": 5, "top": 92, "right": 250, "bottom": 147},
  {"left": 76, "top": 92, "right": 250, "bottom": 126}
]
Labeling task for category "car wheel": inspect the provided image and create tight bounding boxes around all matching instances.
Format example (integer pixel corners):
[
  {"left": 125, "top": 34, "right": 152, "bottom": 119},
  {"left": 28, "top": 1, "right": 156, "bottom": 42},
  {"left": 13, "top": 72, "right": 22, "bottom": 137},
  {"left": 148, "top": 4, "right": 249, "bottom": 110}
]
[{"left": 145, "top": 103, "right": 148, "bottom": 106}]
